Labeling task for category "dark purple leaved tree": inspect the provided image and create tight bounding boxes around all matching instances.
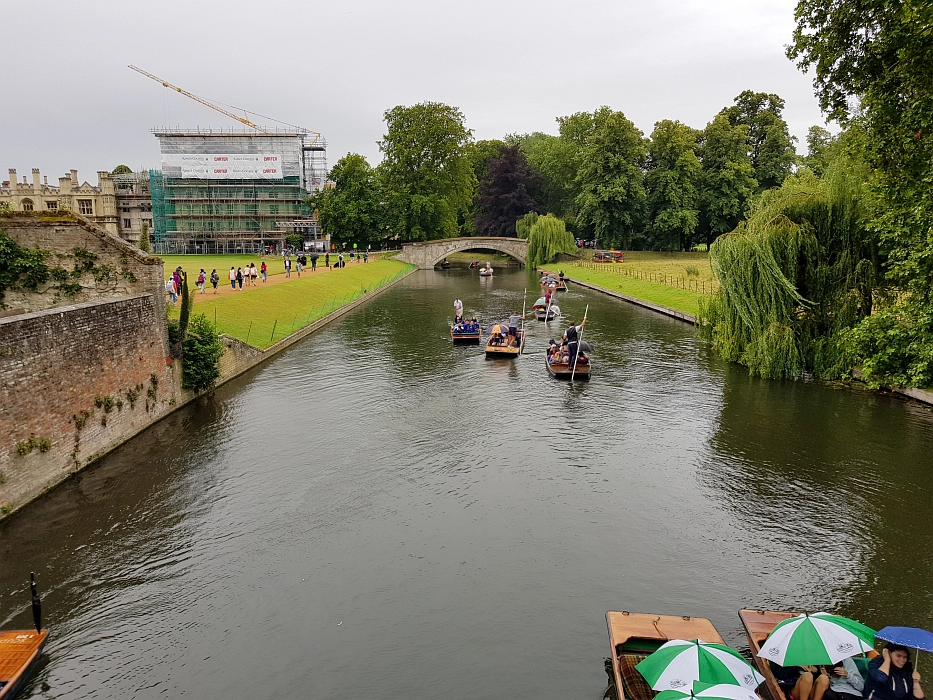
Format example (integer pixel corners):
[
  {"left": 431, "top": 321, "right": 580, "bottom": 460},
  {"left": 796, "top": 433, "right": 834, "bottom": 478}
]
[{"left": 475, "top": 145, "right": 543, "bottom": 237}]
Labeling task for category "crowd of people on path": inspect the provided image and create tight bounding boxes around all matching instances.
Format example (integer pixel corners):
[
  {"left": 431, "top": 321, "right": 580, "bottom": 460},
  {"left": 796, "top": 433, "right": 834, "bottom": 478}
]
[{"left": 165, "top": 247, "right": 376, "bottom": 304}]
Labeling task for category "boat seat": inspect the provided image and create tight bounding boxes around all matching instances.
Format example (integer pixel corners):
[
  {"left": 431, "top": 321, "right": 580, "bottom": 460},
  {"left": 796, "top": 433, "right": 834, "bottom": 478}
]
[{"left": 618, "top": 652, "right": 657, "bottom": 700}]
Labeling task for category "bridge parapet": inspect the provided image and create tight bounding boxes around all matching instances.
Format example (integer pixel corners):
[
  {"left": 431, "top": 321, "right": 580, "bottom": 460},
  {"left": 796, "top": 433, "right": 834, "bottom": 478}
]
[{"left": 396, "top": 237, "right": 528, "bottom": 269}]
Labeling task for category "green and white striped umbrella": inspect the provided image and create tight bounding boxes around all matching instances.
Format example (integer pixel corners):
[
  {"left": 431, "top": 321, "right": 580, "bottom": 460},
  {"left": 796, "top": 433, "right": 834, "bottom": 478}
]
[
  {"left": 656, "top": 682, "right": 762, "bottom": 700},
  {"left": 636, "top": 639, "right": 765, "bottom": 691},
  {"left": 757, "top": 612, "right": 876, "bottom": 666}
]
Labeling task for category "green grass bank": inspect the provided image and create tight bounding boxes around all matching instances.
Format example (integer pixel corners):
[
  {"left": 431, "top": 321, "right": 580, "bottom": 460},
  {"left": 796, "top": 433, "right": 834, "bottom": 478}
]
[{"left": 170, "top": 258, "right": 415, "bottom": 348}]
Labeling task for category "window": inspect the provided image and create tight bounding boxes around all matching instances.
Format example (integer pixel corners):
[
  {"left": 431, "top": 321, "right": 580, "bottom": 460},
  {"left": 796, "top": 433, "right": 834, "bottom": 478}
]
[
  {"left": 269, "top": 205, "right": 279, "bottom": 215},
  {"left": 78, "top": 199, "right": 93, "bottom": 215},
  {"left": 21, "top": 199, "right": 34, "bottom": 211},
  {"left": 123, "top": 219, "right": 132, "bottom": 229},
  {"left": 46, "top": 201, "right": 58, "bottom": 211}
]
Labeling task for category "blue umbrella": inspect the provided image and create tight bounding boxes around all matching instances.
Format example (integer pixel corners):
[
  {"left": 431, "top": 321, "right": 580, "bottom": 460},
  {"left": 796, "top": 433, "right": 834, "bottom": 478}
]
[
  {"left": 876, "top": 627, "right": 933, "bottom": 652},
  {"left": 876, "top": 626, "right": 933, "bottom": 674}
]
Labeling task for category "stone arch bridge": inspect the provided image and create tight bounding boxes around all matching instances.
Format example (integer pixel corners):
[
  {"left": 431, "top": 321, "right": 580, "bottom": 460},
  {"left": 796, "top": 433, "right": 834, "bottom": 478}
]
[{"left": 395, "top": 237, "right": 528, "bottom": 269}]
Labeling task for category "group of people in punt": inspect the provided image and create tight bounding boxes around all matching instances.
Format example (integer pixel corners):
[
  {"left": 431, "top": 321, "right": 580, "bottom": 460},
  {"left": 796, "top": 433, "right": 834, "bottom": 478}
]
[
  {"left": 547, "top": 318, "right": 587, "bottom": 366},
  {"left": 487, "top": 310, "right": 525, "bottom": 347},
  {"left": 774, "top": 644, "right": 923, "bottom": 700},
  {"left": 452, "top": 299, "right": 480, "bottom": 334}
]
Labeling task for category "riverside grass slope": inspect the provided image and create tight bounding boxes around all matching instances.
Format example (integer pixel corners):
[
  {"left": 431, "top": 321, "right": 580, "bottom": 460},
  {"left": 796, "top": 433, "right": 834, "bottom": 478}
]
[
  {"left": 560, "top": 264, "right": 709, "bottom": 316},
  {"left": 169, "top": 258, "right": 414, "bottom": 349}
]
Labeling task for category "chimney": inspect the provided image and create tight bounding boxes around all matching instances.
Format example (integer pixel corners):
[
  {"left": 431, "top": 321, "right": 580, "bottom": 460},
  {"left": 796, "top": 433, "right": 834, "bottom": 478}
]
[
  {"left": 32, "top": 168, "right": 40, "bottom": 188},
  {"left": 8, "top": 169, "right": 15, "bottom": 188},
  {"left": 60, "top": 175, "right": 72, "bottom": 195},
  {"left": 70, "top": 169, "right": 78, "bottom": 185},
  {"left": 44, "top": 176, "right": 48, "bottom": 186}
]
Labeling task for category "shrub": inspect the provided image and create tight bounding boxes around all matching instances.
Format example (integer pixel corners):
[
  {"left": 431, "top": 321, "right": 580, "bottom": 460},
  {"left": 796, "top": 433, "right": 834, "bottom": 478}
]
[{"left": 182, "top": 314, "right": 224, "bottom": 392}]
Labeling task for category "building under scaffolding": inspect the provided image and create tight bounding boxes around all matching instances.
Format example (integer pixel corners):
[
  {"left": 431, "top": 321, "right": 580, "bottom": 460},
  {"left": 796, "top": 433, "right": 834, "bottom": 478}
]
[{"left": 150, "top": 127, "right": 327, "bottom": 254}]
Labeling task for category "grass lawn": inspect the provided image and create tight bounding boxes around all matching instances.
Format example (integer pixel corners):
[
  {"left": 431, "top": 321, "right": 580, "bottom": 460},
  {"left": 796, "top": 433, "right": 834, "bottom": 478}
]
[
  {"left": 575, "top": 250, "right": 717, "bottom": 288},
  {"left": 169, "top": 258, "right": 414, "bottom": 348},
  {"left": 549, "top": 265, "right": 707, "bottom": 316}
]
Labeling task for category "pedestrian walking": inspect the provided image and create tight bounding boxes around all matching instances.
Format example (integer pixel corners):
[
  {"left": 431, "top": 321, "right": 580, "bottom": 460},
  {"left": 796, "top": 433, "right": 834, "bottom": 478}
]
[
  {"left": 228, "top": 266, "right": 237, "bottom": 290},
  {"left": 296, "top": 255, "right": 303, "bottom": 276},
  {"left": 284, "top": 257, "right": 291, "bottom": 278},
  {"left": 250, "top": 263, "right": 258, "bottom": 286},
  {"left": 363, "top": 250, "right": 369, "bottom": 263},
  {"left": 210, "top": 269, "right": 219, "bottom": 293},
  {"left": 165, "top": 277, "right": 178, "bottom": 305},
  {"left": 325, "top": 252, "right": 330, "bottom": 268},
  {"left": 236, "top": 267, "right": 244, "bottom": 289},
  {"left": 338, "top": 252, "right": 344, "bottom": 268},
  {"left": 261, "top": 261, "right": 267, "bottom": 282},
  {"left": 196, "top": 269, "right": 206, "bottom": 293},
  {"left": 310, "top": 253, "right": 318, "bottom": 271},
  {"left": 172, "top": 267, "right": 183, "bottom": 294}
]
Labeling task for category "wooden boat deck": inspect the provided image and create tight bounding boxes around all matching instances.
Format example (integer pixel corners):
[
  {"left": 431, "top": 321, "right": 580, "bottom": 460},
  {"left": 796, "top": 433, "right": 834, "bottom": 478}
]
[
  {"left": 606, "top": 611, "right": 724, "bottom": 700},
  {"left": 0, "top": 629, "right": 48, "bottom": 699},
  {"left": 451, "top": 327, "right": 481, "bottom": 344},
  {"left": 485, "top": 332, "right": 524, "bottom": 357},
  {"left": 546, "top": 355, "right": 591, "bottom": 379},
  {"left": 739, "top": 609, "right": 798, "bottom": 700}
]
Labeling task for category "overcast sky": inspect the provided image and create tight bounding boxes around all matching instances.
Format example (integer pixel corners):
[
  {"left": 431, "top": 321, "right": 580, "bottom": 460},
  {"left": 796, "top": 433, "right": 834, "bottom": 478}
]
[{"left": 1, "top": 0, "right": 829, "bottom": 184}]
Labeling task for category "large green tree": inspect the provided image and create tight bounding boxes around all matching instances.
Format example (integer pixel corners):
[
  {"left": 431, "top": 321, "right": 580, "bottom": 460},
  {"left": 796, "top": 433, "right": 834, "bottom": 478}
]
[
  {"left": 564, "top": 107, "right": 647, "bottom": 249},
  {"left": 697, "top": 114, "right": 758, "bottom": 248},
  {"left": 377, "top": 102, "right": 476, "bottom": 241},
  {"left": 721, "top": 90, "right": 797, "bottom": 189},
  {"left": 507, "top": 131, "right": 580, "bottom": 221},
  {"left": 789, "top": 0, "right": 933, "bottom": 387},
  {"left": 644, "top": 120, "right": 701, "bottom": 250},
  {"left": 314, "top": 153, "right": 384, "bottom": 248}
]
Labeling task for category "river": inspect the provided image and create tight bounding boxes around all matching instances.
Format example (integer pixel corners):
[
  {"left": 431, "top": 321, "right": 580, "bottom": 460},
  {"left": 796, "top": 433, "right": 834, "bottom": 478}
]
[{"left": 2, "top": 268, "right": 932, "bottom": 699}]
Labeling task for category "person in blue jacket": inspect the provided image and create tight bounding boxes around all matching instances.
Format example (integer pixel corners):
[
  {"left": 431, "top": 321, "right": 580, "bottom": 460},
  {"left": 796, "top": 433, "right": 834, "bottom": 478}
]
[{"left": 865, "top": 644, "right": 924, "bottom": 700}]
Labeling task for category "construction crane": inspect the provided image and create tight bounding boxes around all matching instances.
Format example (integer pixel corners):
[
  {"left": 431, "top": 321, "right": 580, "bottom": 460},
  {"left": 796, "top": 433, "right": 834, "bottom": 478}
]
[{"left": 128, "top": 65, "right": 269, "bottom": 133}]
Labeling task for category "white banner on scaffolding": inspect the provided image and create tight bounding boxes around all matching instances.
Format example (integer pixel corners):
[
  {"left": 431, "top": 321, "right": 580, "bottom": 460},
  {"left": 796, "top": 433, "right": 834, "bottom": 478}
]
[{"left": 162, "top": 154, "right": 284, "bottom": 180}]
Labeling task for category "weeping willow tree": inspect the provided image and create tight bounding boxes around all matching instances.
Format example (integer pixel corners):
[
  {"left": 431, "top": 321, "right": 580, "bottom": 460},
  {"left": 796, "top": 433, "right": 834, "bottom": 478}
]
[
  {"left": 699, "top": 166, "right": 876, "bottom": 380},
  {"left": 526, "top": 214, "right": 576, "bottom": 268},
  {"left": 515, "top": 211, "right": 539, "bottom": 238}
]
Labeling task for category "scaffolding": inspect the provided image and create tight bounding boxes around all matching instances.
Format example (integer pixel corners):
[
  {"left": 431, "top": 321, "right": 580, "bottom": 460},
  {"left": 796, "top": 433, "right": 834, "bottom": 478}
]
[{"left": 150, "top": 127, "right": 327, "bottom": 254}]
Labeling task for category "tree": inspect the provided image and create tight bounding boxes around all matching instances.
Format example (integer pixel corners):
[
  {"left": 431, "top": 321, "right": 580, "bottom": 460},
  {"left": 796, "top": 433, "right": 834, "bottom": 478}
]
[
  {"left": 138, "top": 221, "right": 150, "bottom": 253},
  {"left": 181, "top": 314, "right": 223, "bottom": 392},
  {"left": 526, "top": 214, "right": 576, "bottom": 268},
  {"left": 515, "top": 211, "right": 539, "bottom": 238},
  {"left": 508, "top": 132, "right": 580, "bottom": 221},
  {"left": 644, "top": 120, "right": 701, "bottom": 250},
  {"left": 315, "top": 153, "right": 383, "bottom": 248},
  {"left": 788, "top": 0, "right": 933, "bottom": 387},
  {"left": 721, "top": 90, "right": 797, "bottom": 189},
  {"left": 461, "top": 139, "right": 507, "bottom": 235},
  {"left": 802, "top": 126, "right": 838, "bottom": 176},
  {"left": 474, "top": 145, "right": 541, "bottom": 237},
  {"left": 697, "top": 114, "right": 758, "bottom": 248},
  {"left": 565, "top": 107, "right": 647, "bottom": 249},
  {"left": 110, "top": 165, "right": 132, "bottom": 176},
  {"left": 377, "top": 102, "right": 476, "bottom": 241}
]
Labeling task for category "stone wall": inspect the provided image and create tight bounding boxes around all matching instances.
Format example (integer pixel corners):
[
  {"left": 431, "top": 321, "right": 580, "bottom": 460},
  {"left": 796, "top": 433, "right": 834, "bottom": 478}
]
[
  {"left": 0, "top": 294, "right": 181, "bottom": 514},
  {"left": 1, "top": 214, "right": 162, "bottom": 314}
]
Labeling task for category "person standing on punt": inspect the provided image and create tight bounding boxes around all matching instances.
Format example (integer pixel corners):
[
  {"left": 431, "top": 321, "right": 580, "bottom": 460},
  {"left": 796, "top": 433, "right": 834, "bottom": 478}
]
[
  {"left": 563, "top": 318, "right": 586, "bottom": 367},
  {"left": 453, "top": 298, "right": 463, "bottom": 323},
  {"left": 507, "top": 310, "right": 523, "bottom": 347}
]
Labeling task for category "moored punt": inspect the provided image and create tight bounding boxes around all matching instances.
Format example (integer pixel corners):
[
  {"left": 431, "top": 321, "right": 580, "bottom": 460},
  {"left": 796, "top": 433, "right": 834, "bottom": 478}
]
[
  {"left": 0, "top": 630, "right": 48, "bottom": 700},
  {"left": 485, "top": 329, "right": 524, "bottom": 358},
  {"left": 739, "top": 609, "right": 798, "bottom": 700},
  {"left": 605, "top": 611, "right": 725, "bottom": 700},
  {"left": 545, "top": 352, "right": 590, "bottom": 379},
  {"left": 450, "top": 325, "right": 481, "bottom": 344}
]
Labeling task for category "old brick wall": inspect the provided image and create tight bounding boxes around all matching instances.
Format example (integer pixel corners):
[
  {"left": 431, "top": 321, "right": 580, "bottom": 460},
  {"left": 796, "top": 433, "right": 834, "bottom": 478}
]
[
  {"left": 0, "top": 294, "right": 181, "bottom": 513},
  {"left": 1, "top": 215, "right": 163, "bottom": 314}
]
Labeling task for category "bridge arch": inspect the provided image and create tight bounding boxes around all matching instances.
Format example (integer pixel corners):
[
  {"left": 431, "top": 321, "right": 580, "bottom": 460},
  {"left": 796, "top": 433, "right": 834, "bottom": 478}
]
[{"left": 396, "top": 237, "right": 528, "bottom": 269}]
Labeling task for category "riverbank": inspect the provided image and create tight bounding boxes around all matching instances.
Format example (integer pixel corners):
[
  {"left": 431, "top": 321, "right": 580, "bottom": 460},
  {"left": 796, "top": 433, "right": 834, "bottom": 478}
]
[
  {"left": 169, "top": 258, "right": 415, "bottom": 348},
  {"left": 543, "top": 264, "right": 707, "bottom": 318}
]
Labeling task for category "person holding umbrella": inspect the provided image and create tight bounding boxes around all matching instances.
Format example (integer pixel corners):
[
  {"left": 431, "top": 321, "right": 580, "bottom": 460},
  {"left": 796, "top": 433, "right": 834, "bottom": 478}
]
[{"left": 865, "top": 644, "right": 924, "bottom": 700}]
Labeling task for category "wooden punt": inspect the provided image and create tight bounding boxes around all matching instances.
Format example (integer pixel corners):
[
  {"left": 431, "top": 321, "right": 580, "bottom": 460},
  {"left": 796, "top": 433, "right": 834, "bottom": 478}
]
[
  {"left": 554, "top": 280, "right": 568, "bottom": 292},
  {"left": 485, "top": 329, "right": 524, "bottom": 358},
  {"left": 0, "top": 630, "right": 48, "bottom": 700},
  {"left": 739, "top": 609, "right": 798, "bottom": 700},
  {"left": 451, "top": 326, "right": 481, "bottom": 344},
  {"left": 605, "top": 611, "right": 725, "bottom": 700},
  {"left": 479, "top": 269, "right": 493, "bottom": 276},
  {"left": 534, "top": 308, "right": 559, "bottom": 321},
  {"left": 546, "top": 353, "right": 591, "bottom": 379}
]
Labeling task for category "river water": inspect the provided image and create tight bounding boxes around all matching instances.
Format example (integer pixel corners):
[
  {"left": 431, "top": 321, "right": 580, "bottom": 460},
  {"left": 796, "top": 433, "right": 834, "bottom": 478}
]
[{"left": 2, "top": 268, "right": 932, "bottom": 699}]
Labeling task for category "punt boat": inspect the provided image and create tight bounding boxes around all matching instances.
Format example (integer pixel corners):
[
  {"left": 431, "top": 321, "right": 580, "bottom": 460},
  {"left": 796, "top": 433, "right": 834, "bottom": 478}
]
[
  {"left": 545, "top": 351, "right": 590, "bottom": 379},
  {"left": 0, "top": 575, "right": 48, "bottom": 700},
  {"left": 532, "top": 298, "right": 559, "bottom": 321},
  {"left": 738, "top": 609, "right": 877, "bottom": 700},
  {"left": 605, "top": 611, "right": 725, "bottom": 700},
  {"left": 450, "top": 323, "right": 481, "bottom": 344},
  {"left": 478, "top": 268, "right": 493, "bottom": 277},
  {"left": 485, "top": 327, "right": 524, "bottom": 358}
]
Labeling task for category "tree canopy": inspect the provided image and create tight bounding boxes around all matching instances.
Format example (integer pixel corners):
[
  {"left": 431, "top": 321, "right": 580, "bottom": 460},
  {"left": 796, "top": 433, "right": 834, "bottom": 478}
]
[
  {"left": 110, "top": 164, "right": 132, "bottom": 176},
  {"left": 526, "top": 214, "right": 576, "bottom": 268},
  {"left": 721, "top": 90, "right": 797, "bottom": 189},
  {"left": 474, "top": 145, "right": 541, "bottom": 237},
  {"left": 314, "top": 153, "right": 384, "bottom": 248},
  {"left": 378, "top": 102, "right": 475, "bottom": 241},
  {"left": 644, "top": 120, "right": 701, "bottom": 251}
]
